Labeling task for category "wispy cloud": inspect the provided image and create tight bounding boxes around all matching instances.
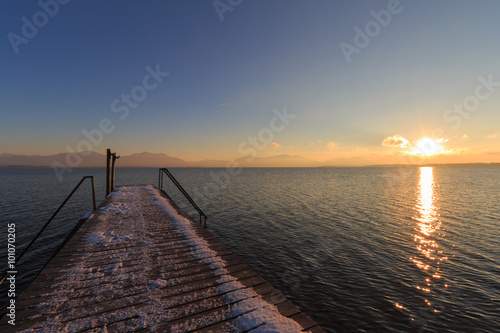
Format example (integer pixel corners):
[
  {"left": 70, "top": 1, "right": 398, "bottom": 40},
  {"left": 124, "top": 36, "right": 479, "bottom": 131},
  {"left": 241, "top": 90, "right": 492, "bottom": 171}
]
[
  {"left": 382, "top": 135, "right": 410, "bottom": 148},
  {"left": 488, "top": 133, "right": 498, "bottom": 139},
  {"left": 219, "top": 102, "right": 237, "bottom": 107},
  {"left": 271, "top": 142, "right": 281, "bottom": 148}
]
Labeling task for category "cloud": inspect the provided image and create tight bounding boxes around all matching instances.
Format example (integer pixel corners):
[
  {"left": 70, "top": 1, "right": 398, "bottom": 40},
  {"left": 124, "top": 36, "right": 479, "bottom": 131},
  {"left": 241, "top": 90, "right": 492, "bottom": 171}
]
[
  {"left": 271, "top": 142, "right": 281, "bottom": 148},
  {"left": 382, "top": 135, "right": 410, "bottom": 148},
  {"left": 327, "top": 141, "right": 336, "bottom": 149},
  {"left": 488, "top": 133, "right": 498, "bottom": 139},
  {"left": 462, "top": 134, "right": 469, "bottom": 139},
  {"left": 447, "top": 147, "right": 470, "bottom": 154}
]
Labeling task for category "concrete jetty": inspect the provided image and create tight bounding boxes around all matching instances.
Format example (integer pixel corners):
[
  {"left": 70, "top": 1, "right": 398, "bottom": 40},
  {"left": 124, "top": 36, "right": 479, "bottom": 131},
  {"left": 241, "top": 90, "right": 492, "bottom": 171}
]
[{"left": 0, "top": 185, "right": 324, "bottom": 332}]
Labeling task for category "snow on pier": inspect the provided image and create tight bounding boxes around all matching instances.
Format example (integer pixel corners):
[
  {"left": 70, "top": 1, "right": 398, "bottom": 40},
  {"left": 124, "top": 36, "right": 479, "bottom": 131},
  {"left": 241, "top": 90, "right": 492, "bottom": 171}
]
[{"left": 0, "top": 185, "right": 324, "bottom": 332}]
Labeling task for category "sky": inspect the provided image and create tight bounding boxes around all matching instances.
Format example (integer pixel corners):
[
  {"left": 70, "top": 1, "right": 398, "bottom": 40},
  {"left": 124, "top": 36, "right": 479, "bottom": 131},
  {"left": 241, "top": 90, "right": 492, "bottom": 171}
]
[{"left": 1, "top": 0, "right": 499, "bottom": 166}]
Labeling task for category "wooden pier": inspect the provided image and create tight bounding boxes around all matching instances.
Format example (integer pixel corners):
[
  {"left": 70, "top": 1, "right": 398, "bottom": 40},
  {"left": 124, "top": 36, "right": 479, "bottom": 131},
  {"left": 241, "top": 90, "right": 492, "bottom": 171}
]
[{"left": 0, "top": 185, "right": 324, "bottom": 332}]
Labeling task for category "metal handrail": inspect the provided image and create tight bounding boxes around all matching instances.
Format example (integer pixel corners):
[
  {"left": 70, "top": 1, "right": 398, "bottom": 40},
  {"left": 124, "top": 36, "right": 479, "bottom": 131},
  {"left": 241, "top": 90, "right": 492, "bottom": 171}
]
[
  {"left": 0, "top": 176, "right": 97, "bottom": 286},
  {"left": 158, "top": 168, "right": 207, "bottom": 227}
]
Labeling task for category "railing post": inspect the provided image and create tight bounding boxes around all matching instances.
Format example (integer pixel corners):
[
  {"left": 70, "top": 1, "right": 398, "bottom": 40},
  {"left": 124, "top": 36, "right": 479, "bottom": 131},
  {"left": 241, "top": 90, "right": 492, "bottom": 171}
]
[
  {"left": 106, "top": 149, "right": 111, "bottom": 196},
  {"left": 110, "top": 152, "right": 119, "bottom": 192},
  {"left": 90, "top": 176, "right": 97, "bottom": 210},
  {"left": 111, "top": 157, "right": 115, "bottom": 192},
  {"left": 106, "top": 149, "right": 119, "bottom": 195}
]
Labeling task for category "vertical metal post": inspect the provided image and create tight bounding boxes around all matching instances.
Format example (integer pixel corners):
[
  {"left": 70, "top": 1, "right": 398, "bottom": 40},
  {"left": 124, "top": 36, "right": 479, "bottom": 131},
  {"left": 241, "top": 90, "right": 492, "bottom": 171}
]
[
  {"left": 159, "top": 169, "right": 164, "bottom": 191},
  {"left": 111, "top": 154, "right": 116, "bottom": 192},
  {"left": 109, "top": 152, "right": 119, "bottom": 193},
  {"left": 90, "top": 176, "right": 97, "bottom": 210},
  {"left": 106, "top": 149, "right": 111, "bottom": 196}
]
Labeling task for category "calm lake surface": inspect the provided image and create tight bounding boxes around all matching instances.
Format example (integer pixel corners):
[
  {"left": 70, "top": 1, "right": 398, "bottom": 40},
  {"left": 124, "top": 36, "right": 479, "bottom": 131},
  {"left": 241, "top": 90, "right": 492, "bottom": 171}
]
[{"left": 1, "top": 166, "right": 499, "bottom": 332}]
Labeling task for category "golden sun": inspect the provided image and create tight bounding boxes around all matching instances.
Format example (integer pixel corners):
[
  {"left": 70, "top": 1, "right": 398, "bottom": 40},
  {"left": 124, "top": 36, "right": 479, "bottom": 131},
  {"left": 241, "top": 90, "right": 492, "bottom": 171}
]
[{"left": 414, "top": 137, "right": 442, "bottom": 156}]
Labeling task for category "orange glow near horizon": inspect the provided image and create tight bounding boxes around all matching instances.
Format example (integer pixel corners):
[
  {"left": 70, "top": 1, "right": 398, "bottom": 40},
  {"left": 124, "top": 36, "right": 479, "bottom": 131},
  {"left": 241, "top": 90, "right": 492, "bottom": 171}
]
[{"left": 2, "top": 131, "right": 499, "bottom": 167}]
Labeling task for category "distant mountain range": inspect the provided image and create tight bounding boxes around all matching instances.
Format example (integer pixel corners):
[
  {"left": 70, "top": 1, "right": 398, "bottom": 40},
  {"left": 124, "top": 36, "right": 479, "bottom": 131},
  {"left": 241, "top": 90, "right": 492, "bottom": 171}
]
[
  {"left": 1, "top": 152, "right": 498, "bottom": 168},
  {"left": 0, "top": 151, "right": 193, "bottom": 168},
  {"left": 0, "top": 151, "right": 369, "bottom": 168},
  {"left": 0, "top": 151, "right": 338, "bottom": 168}
]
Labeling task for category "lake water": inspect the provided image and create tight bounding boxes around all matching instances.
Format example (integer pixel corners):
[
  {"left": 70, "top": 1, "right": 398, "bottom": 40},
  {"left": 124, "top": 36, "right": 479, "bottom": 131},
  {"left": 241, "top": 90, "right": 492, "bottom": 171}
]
[{"left": 1, "top": 166, "right": 499, "bottom": 332}]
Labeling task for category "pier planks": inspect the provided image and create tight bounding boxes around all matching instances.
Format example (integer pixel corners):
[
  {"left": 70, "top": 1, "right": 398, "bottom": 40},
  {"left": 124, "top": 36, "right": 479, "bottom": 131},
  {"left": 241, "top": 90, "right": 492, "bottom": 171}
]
[{"left": 0, "top": 185, "right": 324, "bottom": 332}]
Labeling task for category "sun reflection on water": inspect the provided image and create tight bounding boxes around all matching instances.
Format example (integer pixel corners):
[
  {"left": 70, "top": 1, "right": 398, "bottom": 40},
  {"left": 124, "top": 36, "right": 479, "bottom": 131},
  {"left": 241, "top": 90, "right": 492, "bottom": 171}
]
[
  {"left": 414, "top": 167, "right": 444, "bottom": 264},
  {"left": 405, "top": 167, "right": 450, "bottom": 321},
  {"left": 416, "top": 167, "right": 439, "bottom": 234},
  {"left": 411, "top": 167, "right": 442, "bottom": 273}
]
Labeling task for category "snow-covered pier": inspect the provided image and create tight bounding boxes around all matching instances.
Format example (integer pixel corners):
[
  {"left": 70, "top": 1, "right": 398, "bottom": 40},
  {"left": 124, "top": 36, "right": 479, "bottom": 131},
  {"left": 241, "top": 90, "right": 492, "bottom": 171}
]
[{"left": 0, "top": 185, "right": 324, "bottom": 332}]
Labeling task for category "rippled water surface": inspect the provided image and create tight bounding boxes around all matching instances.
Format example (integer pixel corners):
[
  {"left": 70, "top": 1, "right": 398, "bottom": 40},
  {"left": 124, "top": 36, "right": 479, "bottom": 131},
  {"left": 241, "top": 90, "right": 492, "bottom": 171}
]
[{"left": 1, "top": 166, "right": 499, "bottom": 332}]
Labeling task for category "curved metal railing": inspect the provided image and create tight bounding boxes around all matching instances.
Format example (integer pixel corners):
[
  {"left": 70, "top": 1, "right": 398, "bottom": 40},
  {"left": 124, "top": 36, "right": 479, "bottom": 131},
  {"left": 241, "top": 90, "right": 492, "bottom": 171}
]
[
  {"left": 0, "top": 176, "right": 96, "bottom": 286},
  {"left": 158, "top": 168, "right": 207, "bottom": 227}
]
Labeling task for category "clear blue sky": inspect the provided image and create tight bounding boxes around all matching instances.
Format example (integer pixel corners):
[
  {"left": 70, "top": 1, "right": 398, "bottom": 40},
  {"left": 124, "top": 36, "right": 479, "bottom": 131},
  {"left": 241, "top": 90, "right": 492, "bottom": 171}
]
[{"left": 2, "top": 0, "right": 499, "bottom": 164}]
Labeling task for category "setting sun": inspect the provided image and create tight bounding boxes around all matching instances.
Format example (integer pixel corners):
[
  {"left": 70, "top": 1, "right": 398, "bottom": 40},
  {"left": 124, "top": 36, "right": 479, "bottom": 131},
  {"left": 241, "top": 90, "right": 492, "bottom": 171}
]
[{"left": 414, "top": 137, "right": 442, "bottom": 156}]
